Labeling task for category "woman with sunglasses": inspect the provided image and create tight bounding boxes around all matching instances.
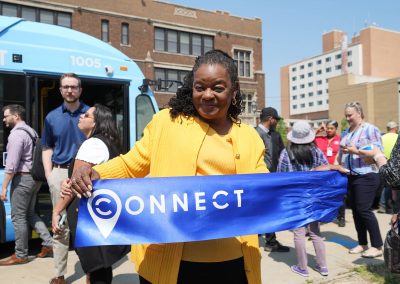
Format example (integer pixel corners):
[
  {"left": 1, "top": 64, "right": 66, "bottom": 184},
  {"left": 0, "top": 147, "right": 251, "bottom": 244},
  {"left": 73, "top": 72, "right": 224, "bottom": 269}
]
[{"left": 52, "top": 103, "right": 130, "bottom": 284}]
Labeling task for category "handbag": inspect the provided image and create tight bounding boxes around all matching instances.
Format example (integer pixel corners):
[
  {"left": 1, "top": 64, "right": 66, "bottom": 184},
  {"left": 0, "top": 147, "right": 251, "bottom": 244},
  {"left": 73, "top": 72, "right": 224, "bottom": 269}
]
[{"left": 384, "top": 222, "right": 400, "bottom": 273}]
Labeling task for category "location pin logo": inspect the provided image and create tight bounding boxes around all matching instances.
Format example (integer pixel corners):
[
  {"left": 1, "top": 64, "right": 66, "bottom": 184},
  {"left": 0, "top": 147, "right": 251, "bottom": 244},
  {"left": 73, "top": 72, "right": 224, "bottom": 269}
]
[{"left": 87, "top": 189, "right": 122, "bottom": 239}]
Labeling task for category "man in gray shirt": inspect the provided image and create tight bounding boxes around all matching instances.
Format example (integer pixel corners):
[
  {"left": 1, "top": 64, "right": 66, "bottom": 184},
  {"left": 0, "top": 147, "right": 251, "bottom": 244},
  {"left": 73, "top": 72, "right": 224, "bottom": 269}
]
[{"left": 0, "top": 105, "right": 53, "bottom": 265}]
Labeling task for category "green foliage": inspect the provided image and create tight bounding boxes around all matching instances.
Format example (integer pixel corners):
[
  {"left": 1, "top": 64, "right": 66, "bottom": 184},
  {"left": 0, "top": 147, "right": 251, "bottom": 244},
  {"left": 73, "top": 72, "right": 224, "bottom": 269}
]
[
  {"left": 354, "top": 264, "right": 400, "bottom": 284},
  {"left": 340, "top": 118, "right": 349, "bottom": 133},
  {"left": 276, "top": 119, "right": 288, "bottom": 146}
]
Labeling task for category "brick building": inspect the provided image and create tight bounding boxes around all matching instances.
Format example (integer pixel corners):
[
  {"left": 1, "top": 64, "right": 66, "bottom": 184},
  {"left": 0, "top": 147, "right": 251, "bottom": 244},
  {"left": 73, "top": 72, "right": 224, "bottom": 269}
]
[
  {"left": 281, "top": 26, "right": 400, "bottom": 128},
  {"left": 0, "top": 0, "right": 264, "bottom": 125}
]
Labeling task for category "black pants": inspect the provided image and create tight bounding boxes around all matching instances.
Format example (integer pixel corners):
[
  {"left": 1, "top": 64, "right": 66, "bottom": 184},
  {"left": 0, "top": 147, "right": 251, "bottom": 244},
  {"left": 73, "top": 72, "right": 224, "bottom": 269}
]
[
  {"left": 348, "top": 173, "right": 383, "bottom": 248},
  {"left": 139, "top": 257, "right": 248, "bottom": 284},
  {"left": 90, "top": 267, "right": 113, "bottom": 284}
]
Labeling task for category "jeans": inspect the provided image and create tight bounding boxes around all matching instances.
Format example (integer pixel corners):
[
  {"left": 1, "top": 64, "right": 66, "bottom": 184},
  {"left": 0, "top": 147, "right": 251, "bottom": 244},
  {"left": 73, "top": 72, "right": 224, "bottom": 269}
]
[
  {"left": 293, "top": 222, "right": 326, "bottom": 270},
  {"left": 11, "top": 175, "right": 52, "bottom": 258},
  {"left": 47, "top": 168, "right": 69, "bottom": 277}
]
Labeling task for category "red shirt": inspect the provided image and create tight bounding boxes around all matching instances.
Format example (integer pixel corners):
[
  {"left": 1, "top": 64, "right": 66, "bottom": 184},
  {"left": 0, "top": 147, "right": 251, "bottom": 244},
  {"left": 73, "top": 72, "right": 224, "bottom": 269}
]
[{"left": 315, "top": 135, "right": 341, "bottom": 165}]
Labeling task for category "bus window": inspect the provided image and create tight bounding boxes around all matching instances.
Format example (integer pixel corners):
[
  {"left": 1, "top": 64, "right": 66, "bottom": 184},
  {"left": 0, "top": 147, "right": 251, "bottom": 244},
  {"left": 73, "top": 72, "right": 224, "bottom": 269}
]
[
  {"left": 0, "top": 73, "right": 26, "bottom": 167},
  {"left": 136, "top": 95, "right": 156, "bottom": 140}
]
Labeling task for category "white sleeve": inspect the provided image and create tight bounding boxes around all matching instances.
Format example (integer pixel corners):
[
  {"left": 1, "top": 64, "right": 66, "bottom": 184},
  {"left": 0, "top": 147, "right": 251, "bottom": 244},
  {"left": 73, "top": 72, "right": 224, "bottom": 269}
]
[{"left": 75, "top": 137, "right": 109, "bottom": 165}]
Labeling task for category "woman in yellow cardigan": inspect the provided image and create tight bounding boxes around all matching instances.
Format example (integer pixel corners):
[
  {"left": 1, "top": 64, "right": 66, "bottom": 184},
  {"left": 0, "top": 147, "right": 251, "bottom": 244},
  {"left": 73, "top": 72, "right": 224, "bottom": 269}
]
[{"left": 70, "top": 49, "right": 268, "bottom": 284}]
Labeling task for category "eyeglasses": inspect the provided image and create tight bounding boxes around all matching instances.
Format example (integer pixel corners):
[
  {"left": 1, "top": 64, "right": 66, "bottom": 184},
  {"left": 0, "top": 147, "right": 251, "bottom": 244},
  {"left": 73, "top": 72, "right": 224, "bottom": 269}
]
[{"left": 60, "top": 85, "right": 80, "bottom": 92}]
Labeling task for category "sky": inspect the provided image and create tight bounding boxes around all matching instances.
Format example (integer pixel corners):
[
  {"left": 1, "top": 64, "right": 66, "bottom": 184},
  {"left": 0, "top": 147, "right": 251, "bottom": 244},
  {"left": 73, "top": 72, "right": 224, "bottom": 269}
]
[{"left": 167, "top": 0, "right": 400, "bottom": 112}]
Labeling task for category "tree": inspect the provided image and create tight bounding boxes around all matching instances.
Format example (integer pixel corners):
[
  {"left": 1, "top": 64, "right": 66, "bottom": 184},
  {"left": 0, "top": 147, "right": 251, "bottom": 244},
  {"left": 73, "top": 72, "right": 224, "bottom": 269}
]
[
  {"left": 277, "top": 119, "right": 288, "bottom": 146},
  {"left": 340, "top": 118, "right": 349, "bottom": 133}
]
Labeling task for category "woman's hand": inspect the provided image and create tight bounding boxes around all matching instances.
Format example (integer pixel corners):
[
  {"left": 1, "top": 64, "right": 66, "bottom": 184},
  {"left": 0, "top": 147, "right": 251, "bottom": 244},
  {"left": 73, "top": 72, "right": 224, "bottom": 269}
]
[
  {"left": 70, "top": 165, "right": 100, "bottom": 198},
  {"left": 313, "top": 164, "right": 350, "bottom": 174},
  {"left": 60, "top": 178, "right": 73, "bottom": 198},
  {"left": 52, "top": 211, "right": 62, "bottom": 234}
]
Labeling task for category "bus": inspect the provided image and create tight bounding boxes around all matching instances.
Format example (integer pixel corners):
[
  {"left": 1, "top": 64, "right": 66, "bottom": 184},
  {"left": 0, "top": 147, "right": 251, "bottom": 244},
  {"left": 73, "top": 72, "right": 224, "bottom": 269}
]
[{"left": 0, "top": 16, "right": 159, "bottom": 243}]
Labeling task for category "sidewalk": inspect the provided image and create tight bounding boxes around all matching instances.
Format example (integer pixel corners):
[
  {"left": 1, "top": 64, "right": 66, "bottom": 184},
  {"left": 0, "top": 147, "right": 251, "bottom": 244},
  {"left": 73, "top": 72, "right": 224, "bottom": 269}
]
[{"left": 0, "top": 209, "right": 392, "bottom": 283}]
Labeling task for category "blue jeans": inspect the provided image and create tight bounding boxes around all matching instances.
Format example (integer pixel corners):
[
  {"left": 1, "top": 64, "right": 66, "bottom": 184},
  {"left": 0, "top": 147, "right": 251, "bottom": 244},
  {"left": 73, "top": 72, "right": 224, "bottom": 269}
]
[{"left": 10, "top": 174, "right": 52, "bottom": 258}]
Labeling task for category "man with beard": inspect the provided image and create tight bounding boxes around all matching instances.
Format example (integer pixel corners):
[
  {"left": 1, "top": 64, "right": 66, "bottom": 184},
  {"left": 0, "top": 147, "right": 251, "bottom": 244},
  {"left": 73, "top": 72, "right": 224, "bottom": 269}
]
[
  {"left": 42, "top": 73, "right": 89, "bottom": 284},
  {"left": 255, "top": 107, "right": 290, "bottom": 252},
  {"left": 0, "top": 105, "right": 53, "bottom": 265}
]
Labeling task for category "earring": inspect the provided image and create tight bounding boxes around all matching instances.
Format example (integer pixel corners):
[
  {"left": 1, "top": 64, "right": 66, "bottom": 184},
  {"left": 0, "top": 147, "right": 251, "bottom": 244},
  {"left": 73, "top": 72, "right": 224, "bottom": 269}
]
[{"left": 232, "top": 97, "right": 237, "bottom": 106}]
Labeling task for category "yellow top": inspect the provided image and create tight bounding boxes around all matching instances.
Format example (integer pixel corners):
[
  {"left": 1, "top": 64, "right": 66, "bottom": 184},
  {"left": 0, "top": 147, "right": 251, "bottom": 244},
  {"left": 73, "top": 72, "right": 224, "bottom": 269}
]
[
  {"left": 382, "top": 132, "right": 398, "bottom": 159},
  {"left": 182, "top": 127, "right": 242, "bottom": 262},
  {"left": 94, "top": 109, "right": 268, "bottom": 284}
]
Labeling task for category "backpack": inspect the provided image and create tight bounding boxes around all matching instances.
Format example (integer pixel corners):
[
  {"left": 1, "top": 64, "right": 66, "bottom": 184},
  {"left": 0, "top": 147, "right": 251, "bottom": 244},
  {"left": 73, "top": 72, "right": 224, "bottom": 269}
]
[{"left": 18, "top": 128, "right": 46, "bottom": 182}]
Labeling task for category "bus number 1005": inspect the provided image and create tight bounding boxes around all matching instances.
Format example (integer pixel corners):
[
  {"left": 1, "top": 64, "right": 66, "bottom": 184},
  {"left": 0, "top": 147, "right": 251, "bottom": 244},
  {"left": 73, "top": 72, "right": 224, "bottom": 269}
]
[{"left": 70, "top": 55, "right": 101, "bottom": 68}]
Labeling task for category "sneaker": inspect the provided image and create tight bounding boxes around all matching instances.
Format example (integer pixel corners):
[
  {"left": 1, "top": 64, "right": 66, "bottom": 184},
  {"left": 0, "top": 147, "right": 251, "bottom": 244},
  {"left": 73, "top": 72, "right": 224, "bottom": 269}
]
[
  {"left": 264, "top": 241, "right": 290, "bottom": 252},
  {"left": 291, "top": 265, "right": 309, "bottom": 277},
  {"left": 315, "top": 265, "right": 329, "bottom": 276},
  {"left": 338, "top": 218, "right": 346, "bottom": 227}
]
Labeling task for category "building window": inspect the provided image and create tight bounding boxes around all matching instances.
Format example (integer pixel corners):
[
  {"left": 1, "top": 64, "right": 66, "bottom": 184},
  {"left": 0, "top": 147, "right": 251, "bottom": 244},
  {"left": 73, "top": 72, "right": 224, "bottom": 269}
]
[
  {"left": 292, "top": 86, "right": 297, "bottom": 91},
  {"left": 57, "top": 12, "right": 71, "bottom": 28},
  {"left": 300, "top": 84, "right": 305, "bottom": 89},
  {"left": 308, "top": 82, "right": 313, "bottom": 87},
  {"left": 325, "top": 57, "right": 331, "bottom": 62},
  {"left": 317, "top": 80, "right": 322, "bottom": 85},
  {"left": 242, "top": 93, "right": 256, "bottom": 114},
  {"left": 154, "top": 27, "right": 214, "bottom": 56},
  {"left": 300, "top": 65, "right": 304, "bottom": 70},
  {"left": 348, "top": 61, "right": 353, "bottom": 67},
  {"left": 300, "top": 94, "right": 305, "bottom": 99},
  {"left": 326, "top": 67, "right": 331, "bottom": 73},
  {"left": 308, "top": 92, "right": 313, "bottom": 97},
  {"left": 1, "top": 3, "right": 17, "bottom": 16},
  {"left": 121, "top": 23, "right": 129, "bottom": 45},
  {"left": 292, "top": 105, "right": 297, "bottom": 109},
  {"left": 308, "top": 72, "right": 313, "bottom": 77},
  {"left": 234, "top": 50, "right": 251, "bottom": 77},
  {"left": 167, "top": 30, "right": 178, "bottom": 53},
  {"left": 180, "top": 32, "right": 190, "bottom": 55},
  {"left": 154, "top": 68, "right": 189, "bottom": 93},
  {"left": 300, "top": 103, "right": 305, "bottom": 108},
  {"left": 21, "top": 6, "right": 36, "bottom": 21},
  {"left": 316, "top": 69, "right": 322, "bottom": 75},
  {"left": 335, "top": 54, "right": 341, "bottom": 59},
  {"left": 326, "top": 99, "right": 329, "bottom": 104},
  {"left": 39, "top": 9, "right": 54, "bottom": 24},
  {"left": 308, "top": 62, "right": 313, "bottom": 67},
  {"left": 292, "top": 67, "right": 296, "bottom": 72},
  {"left": 309, "top": 102, "right": 314, "bottom": 107},
  {"left": 317, "top": 100, "right": 323, "bottom": 105},
  {"left": 335, "top": 64, "right": 341, "bottom": 70},
  {"left": 101, "top": 20, "right": 109, "bottom": 42},
  {"left": 317, "top": 90, "right": 323, "bottom": 95},
  {"left": 347, "top": 50, "right": 352, "bottom": 56},
  {"left": 300, "top": 74, "right": 305, "bottom": 79},
  {"left": 0, "top": 3, "right": 71, "bottom": 27},
  {"left": 316, "top": 59, "right": 322, "bottom": 65},
  {"left": 292, "top": 95, "right": 297, "bottom": 100}
]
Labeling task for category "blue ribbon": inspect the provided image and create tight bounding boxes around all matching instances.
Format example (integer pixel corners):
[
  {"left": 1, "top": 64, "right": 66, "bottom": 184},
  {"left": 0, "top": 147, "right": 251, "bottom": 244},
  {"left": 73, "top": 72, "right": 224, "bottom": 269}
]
[{"left": 75, "top": 171, "right": 347, "bottom": 247}]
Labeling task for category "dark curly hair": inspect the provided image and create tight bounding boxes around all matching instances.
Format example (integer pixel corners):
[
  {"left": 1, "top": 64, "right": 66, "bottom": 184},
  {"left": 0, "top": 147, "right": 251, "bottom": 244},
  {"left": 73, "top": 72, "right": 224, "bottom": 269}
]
[{"left": 169, "top": 49, "right": 243, "bottom": 123}]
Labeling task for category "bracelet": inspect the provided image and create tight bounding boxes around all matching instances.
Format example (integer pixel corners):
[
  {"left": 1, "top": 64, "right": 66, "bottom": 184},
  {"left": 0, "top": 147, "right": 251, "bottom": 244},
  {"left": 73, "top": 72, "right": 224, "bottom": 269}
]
[{"left": 373, "top": 153, "right": 385, "bottom": 162}]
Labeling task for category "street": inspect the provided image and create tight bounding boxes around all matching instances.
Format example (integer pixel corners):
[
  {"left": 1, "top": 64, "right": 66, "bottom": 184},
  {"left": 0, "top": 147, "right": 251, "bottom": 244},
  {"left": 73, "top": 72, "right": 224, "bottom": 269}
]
[{"left": 0, "top": 209, "right": 393, "bottom": 283}]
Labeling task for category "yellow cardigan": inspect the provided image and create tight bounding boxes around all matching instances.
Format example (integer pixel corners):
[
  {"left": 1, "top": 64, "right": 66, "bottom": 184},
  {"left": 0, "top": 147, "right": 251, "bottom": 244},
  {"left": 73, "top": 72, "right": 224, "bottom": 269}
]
[{"left": 94, "top": 109, "right": 268, "bottom": 284}]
